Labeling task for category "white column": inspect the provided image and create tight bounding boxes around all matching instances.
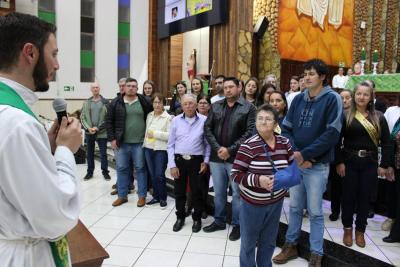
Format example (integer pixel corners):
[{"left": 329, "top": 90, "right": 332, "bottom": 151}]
[
  {"left": 131, "top": 0, "right": 149, "bottom": 92},
  {"left": 95, "top": 0, "right": 118, "bottom": 98}
]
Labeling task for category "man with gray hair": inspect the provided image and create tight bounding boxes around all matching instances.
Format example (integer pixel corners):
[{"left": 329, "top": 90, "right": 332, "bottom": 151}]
[
  {"left": 81, "top": 82, "right": 110, "bottom": 180},
  {"left": 167, "top": 94, "right": 211, "bottom": 233}
]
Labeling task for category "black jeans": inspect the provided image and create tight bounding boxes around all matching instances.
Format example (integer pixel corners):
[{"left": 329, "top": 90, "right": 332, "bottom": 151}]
[
  {"left": 389, "top": 169, "right": 400, "bottom": 239},
  {"left": 174, "top": 155, "right": 204, "bottom": 221},
  {"left": 86, "top": 134, "right": 108, "bottom": 175},
  {"left": 341, "top": 155, "right": 378, "bottom": 232},
  {"left": 329, "top": 163, "right": 342, "bottom": 214}
]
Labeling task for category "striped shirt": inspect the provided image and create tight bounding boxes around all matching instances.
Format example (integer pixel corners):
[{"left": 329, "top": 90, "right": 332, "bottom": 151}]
[{"left": 231, "top": 133, "right": 294, "bottom": 205}]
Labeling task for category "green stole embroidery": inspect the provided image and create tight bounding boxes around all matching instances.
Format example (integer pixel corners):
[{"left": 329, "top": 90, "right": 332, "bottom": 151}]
[
  {"left": 0, "top": 81, "right": 71, "bottom": 267},
  {"left": 354, "top": 110, "right": 379, "bottom": 146}
]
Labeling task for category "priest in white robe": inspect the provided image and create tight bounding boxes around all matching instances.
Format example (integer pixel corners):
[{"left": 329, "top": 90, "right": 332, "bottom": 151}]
[{"left": 0, "top": 13, "right": 83, "bottom": 267}]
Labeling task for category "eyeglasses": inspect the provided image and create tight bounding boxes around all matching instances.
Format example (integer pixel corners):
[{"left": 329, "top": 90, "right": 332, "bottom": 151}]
[{"left": 256, "top": 116, "right": 275, "bottom": 123}]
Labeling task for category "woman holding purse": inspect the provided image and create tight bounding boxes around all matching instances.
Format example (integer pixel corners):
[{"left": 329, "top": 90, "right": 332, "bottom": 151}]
[{"left": 231, "top": 104, "right": 299, "bottom": 267}]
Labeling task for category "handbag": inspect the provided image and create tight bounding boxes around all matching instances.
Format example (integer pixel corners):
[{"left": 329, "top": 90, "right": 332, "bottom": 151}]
[{"left": 263, "top": 145, "right": 302, "bottom": 191}]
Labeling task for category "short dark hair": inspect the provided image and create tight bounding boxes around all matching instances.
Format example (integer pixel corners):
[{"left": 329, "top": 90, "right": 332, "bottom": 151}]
[
  {"left": 304, "top": 59, "right": 329, "bottom": 85},
  {"left": 152, "top": 92, "right": 166, "bottom": 105},
  {"left": 256, "top": 104, "right": 279, "bottom": 122},
  {"left": 0, "top": 12, "right": 56, "bottom": 71},
  {"left": 215, "top": 74, "right": 225, "bottom": 80},
  {"left": 290, "top": 75, "right": 300, "bottom": 82},
  {"left": 126, "top": 77, "right": 138, "bottom": 84},
  {"left": 197, "top": 94, "right": 211, "bottom": 105},
  {"left": 223, "top": 76, "right": 240, "bottom": 86}
]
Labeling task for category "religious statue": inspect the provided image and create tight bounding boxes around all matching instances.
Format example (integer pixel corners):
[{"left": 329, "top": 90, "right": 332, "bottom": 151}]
[
  {"left": 297, "top": 0, "right": 344, "bottom": 29},
  {"left": 187, "top": 49, "right": 196, "bottom": 82}
]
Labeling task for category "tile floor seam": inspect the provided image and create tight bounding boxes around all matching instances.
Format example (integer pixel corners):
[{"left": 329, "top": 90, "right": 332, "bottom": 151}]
[
  {"left": 130, "top": 207, "right": 176, "bottom": 266},
  {"left": 175, "top": 229, "right": 193, "bottom": 267},
  {"left": 369, "top": 234, "right": 395, "bottom": 265}
]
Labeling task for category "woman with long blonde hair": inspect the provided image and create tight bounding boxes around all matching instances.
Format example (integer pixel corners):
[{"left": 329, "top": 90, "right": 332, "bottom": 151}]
[{"left": 335, "top": 82, "right": 391, "bottom": 248}]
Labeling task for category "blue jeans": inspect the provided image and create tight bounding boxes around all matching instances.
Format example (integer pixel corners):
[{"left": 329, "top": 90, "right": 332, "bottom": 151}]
[
  {"left": 240, "top": 199, "right": 283, "bottom": 267},
  {"left": 116, "top": 143, "right": 147, "bottom": 198},
  {"left": 144, "top": 148, "right": 167, "bottom": 201},
  {"left": 86, "top": 134, "right": 108, "bottom": 175},
  {"left": 210, "top": 161, "right": 240, "bottom": 226},
  {"left": 285, "top": 163, "right": 329, "bottom": 255}
]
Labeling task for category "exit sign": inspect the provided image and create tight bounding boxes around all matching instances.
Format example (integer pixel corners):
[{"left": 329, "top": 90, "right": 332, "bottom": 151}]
[{"left": 64, "top": 86, "right": 75, "bottom": 92}]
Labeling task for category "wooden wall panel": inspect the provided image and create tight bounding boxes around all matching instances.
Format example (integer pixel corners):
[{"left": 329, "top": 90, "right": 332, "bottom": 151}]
[
  {"left": 169, "top": 34, "right": 183, "bottom": 93},
  {"left": 157, "top": 38, "right": 170, "bottom": 97},
  {"left": 209, "top": 0, "right": 253, "bottom": 77}
]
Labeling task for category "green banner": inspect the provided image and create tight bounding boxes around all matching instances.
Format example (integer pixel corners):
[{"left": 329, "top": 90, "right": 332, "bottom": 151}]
[{"left": 345, "top": 74, "right": 400, "bottom": 92}]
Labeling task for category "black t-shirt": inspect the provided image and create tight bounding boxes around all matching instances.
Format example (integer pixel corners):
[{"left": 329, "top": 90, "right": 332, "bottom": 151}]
[{"left": 220, "top": 104, "right": 235, "bottom": 147}]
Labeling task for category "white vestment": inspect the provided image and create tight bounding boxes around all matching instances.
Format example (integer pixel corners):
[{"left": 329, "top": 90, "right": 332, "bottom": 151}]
[{"left": 0, "top": 77, "right": 81, "bottom": 267}]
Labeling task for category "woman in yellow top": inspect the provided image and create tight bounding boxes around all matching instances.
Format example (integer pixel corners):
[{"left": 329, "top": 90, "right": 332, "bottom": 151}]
[{"left": 143, "top": 93, "right": 173, "bottom": 208}]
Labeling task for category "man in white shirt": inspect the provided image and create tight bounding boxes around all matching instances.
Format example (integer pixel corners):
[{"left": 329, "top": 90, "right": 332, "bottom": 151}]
[
  {"left": 0, "top": 13, "right": 82, "bottom": 267},
  {"left": 210, "top": 75, "right": 225, "bottom": 104},
  {"left": 332, "top": 67, "right": 348, "bottom": 89}
]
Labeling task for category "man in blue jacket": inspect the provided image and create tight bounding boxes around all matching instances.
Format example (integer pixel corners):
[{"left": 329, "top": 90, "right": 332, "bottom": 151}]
[{"left": 273, "top": 59, "right": 343, "bottom": 267}]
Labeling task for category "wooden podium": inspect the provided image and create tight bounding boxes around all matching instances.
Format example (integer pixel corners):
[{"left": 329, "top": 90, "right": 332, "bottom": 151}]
[{"left": 67, "top": 220, "right": 109, "bottom": 267}]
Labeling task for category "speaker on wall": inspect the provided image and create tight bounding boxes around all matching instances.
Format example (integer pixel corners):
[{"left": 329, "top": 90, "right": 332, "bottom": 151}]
[{"left": 253, "top": 16, "right": 269, "bottom": 40}]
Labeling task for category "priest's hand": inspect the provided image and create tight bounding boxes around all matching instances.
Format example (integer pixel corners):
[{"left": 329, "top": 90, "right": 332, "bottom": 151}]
[{"left": 56, "top": 117, "right": 82, "bottom": 153}]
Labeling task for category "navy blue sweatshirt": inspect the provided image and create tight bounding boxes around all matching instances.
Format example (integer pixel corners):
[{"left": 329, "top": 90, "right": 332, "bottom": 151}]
[{"left": 282, "top": 86, "right": 343, "bottom": 163}]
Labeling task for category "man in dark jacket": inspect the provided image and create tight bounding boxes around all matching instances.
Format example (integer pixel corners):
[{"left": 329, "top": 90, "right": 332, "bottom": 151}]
[
  {"left": 203, "top": 77, "right": 256, "bottom": 241},
  {"left": 106, "top": 77, "right": 153, "bottom": 207}
]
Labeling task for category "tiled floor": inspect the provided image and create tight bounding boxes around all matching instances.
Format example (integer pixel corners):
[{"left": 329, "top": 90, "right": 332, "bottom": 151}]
[{"left": 77, "top": 163, "right": 399, "bottom": 267}]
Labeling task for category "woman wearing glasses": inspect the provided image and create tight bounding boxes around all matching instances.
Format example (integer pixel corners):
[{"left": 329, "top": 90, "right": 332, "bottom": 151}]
[{"left": 231, "top": 104, "right": 295, "bottom": 267}]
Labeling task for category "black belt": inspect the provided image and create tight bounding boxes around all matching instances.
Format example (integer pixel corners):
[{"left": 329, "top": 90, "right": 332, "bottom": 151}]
[
  {"left": 175, "top": 154, "right": 203, "bottom": 160},
  {"left": 345, "top": 149, "right": 375, "bottom": 158}
]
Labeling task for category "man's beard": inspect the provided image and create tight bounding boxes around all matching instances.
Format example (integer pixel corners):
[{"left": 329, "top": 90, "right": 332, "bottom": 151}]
[{"left": 33, "top": 52, "right": 50, "bottom": 92}]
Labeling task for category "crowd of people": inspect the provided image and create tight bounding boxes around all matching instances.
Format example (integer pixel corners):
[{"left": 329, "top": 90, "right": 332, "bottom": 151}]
[
  {"left": 79, "top": 58, "right": 400, "bottom": 267},
  {"left": 1, "top": 12, "right": 399, "bottom": 267}
]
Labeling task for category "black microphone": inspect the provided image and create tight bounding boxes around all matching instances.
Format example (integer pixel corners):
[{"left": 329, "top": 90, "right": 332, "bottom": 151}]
[{"left": 52, "top": 98, "right": 68, "bottom": 125}]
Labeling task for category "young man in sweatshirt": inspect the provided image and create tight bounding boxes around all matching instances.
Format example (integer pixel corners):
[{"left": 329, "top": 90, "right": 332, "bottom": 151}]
[{"left": 273, "top": 59, "right": 343, "bottom": 267}]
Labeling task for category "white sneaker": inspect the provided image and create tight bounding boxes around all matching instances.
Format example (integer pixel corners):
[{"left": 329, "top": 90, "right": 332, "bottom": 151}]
[{"left": 381, "top": 218, "right": 394, "bottom": 231}]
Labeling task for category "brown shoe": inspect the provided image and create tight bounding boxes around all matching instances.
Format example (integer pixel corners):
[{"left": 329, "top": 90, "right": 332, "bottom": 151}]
[
  {"left": 137, "top": 197, "right": 146, "bottom": 207},
  {"left": 110, "top": 189, "right": 118, "bottom": 195},
  {"left": 355, "top": 230, "right": 366, "bottom": 248},
  {"left": 112, "top": 183, "right": 117, "bottom": 189},
  {"left": 308, "top": 253, "right": 322, "bottom": 267},
  {"left": 343, "top": 227, "right": 353, "bottom": 247},
  {"left": 272, "top": 243, "right": 298, "bottom": 264},
  {"left": 112, "top": 198, "right": 127, "bottom": 207}
]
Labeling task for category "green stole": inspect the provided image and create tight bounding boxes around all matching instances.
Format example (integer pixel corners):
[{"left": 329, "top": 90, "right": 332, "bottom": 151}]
[{"left": 0, "top": 81, "right": 71, "bottom": 267}]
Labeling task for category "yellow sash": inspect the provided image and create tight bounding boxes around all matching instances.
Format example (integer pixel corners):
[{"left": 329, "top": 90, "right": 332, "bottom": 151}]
[{"left": 354, "top": 110, "right": 379, "bottom": 146}]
